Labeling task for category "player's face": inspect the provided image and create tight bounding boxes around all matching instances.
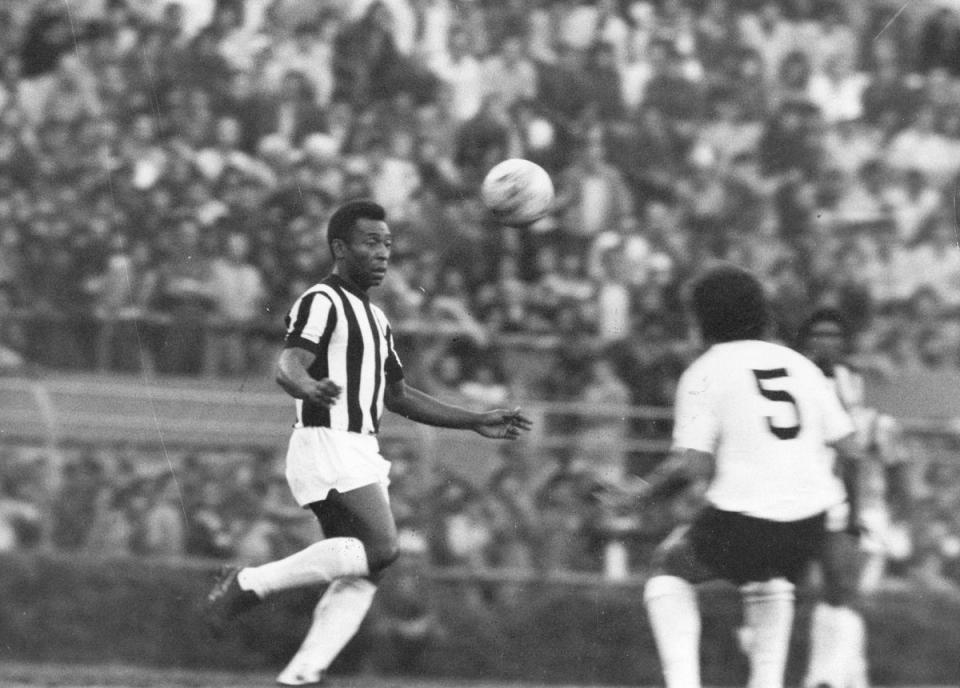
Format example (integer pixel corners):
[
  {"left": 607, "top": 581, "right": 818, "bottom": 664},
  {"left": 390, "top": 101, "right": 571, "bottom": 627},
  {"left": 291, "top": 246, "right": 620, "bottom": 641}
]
[
  {"left": 804, "top": 322, "right": 845, "bottom": 367},
  {"left": 340, "top": 218, "right": 392, "bottom": 290}
]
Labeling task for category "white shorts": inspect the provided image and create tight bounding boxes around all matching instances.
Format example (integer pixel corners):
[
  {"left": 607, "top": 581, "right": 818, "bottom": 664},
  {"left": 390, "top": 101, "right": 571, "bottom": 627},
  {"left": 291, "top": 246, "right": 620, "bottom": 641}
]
[{"left": 285, "top": 427, "right": 391, "bottom": 506}]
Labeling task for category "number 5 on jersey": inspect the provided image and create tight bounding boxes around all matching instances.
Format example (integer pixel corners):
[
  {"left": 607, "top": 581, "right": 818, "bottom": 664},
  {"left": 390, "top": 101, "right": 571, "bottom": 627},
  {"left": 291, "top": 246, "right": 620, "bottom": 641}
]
[{"left": 752, "top": 368, "right": 802, "bottom": 440}]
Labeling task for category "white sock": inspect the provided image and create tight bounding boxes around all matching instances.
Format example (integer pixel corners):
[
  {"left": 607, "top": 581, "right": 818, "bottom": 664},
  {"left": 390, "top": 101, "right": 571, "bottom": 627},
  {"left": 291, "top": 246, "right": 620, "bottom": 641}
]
[
  {"left": 805, "top": 603, "right": 865, "bottom": 688},
  {"left": 237, "top": 537, "right": 369, "bottom": 599},
  {"left": 277, "top": 577, "right": 378, "bottom": 685},
  {"left": 644, "top": 575, "right": 701, "bottom": 688},
  {"left": 740, "top": 578, "right": 795, "bottom": 688},
  {"left": 846, "top": 609, "right": 868, "bottom": 688}
]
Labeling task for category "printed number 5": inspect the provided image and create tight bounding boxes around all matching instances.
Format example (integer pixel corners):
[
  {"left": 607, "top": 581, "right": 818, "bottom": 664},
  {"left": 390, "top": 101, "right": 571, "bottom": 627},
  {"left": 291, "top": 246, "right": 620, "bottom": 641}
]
[{"left": 752, "top": 368, "right": 802, "bottom": 440}]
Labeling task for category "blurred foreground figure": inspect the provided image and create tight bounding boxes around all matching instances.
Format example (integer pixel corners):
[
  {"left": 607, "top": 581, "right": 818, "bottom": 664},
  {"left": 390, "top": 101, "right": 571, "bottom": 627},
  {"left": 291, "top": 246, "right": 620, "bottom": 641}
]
[{"left": 627, "top": 265, "right": 862, "bottom": 688}]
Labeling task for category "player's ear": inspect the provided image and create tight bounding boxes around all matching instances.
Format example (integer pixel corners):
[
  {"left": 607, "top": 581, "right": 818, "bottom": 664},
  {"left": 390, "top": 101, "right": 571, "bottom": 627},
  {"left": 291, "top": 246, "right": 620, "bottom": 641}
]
[{"left": 330, "top": 237, "right": 346, "bottom": 259}]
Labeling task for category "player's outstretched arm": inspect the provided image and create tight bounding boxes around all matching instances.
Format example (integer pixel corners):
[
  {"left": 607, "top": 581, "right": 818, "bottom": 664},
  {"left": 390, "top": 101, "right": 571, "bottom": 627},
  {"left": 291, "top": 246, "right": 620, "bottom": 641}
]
[
  {"left": 275, "top": 347, "right": 342, "bottom": 407},
  {"left": 384, "top": 380, "right": 532, "bottom": 439},
  {"left": 599, "top": 448, "right": 714, "bottom": 508}
]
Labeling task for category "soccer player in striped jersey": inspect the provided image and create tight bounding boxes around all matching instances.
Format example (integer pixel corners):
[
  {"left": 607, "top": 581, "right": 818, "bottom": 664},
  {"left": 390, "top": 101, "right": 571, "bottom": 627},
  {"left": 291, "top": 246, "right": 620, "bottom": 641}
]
[
  {"left": 797, "top": 308, "right": 874, "bottom": 688},
  {"left": 204, "top": 200, "right": 531, "bottom": 686},
  {"left": 633, "top": 266, "right": 863, "bottom": 688}
]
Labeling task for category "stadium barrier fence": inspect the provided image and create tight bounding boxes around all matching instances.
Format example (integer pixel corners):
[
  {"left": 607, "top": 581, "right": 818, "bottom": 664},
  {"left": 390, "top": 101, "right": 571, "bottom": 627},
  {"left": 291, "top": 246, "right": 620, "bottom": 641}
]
[{"left": 0, "top": 550, "right": 959, "bottom": 686}]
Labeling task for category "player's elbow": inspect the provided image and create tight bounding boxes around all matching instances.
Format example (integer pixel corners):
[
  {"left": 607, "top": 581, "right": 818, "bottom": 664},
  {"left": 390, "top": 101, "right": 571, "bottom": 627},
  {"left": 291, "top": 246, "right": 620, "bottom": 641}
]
[
  {"left": 383, "top": 383, "right": 406, "bottom": 414},
  {"left": 274, "top": 364, "right": 290, "bottom": 391}
]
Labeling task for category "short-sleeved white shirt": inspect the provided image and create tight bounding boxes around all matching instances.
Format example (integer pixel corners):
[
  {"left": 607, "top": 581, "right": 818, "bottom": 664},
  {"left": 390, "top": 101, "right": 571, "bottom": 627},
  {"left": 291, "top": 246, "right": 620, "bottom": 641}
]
[{"left": 673, "top": 340, "right": 855, "bottom": 521}]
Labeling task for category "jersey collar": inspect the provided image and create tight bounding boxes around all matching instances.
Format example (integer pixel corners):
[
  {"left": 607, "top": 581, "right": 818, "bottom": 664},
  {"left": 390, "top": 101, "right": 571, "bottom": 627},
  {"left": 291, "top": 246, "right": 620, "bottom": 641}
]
[{"left": 327, "top": 274, "right": 369, "bottom": 301}]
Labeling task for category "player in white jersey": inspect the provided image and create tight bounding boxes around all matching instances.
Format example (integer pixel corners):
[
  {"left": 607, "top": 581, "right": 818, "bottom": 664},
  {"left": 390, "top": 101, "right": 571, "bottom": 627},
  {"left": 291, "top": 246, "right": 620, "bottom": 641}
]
[
  {"left": 203, "top": 200, "right": 532, "bottom": 686},
  {"left": 797, "top": 308, "right": 883, "bottom": 688},
  {"left": 633, "top": 266, "right": 863, "bottom": 688}
]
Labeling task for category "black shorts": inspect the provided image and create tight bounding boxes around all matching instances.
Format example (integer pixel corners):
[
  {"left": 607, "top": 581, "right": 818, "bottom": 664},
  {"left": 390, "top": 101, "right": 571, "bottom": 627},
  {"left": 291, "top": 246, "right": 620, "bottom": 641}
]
[{"left": 685, "top": 507, "right": 827, "bottom": 585}]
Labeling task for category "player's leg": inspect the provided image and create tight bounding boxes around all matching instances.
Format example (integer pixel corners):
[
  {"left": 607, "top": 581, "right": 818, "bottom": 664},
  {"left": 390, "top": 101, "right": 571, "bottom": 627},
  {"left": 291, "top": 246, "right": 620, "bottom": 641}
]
[
  {"left": 805, "top": 521, "right": 867, "bottom": 688},
  {"left": 733, "top": 513, "right": 826, "bottom": 688},
  {"left": 739, "top": 577, "right": 795, "bottom": 688},
  {"left": 644, "top": 517, "right": 719, "bottom": 688},
  {"left": 277, "top": 483, "right": 398, "bottom": 686},
  {"left": 235, "top": 480, "right": 397, "bottom": 594}
]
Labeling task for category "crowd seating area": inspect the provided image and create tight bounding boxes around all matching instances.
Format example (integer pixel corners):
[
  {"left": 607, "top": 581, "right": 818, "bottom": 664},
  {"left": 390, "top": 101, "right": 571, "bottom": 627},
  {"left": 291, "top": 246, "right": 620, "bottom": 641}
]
[
  {"left": 1, "top": 426, "right": 957, "bottom": 593},
  {"left": 0, "top": 0, "right": 959, "bottom": 388},
  {"left": 3, "top": 0, "right": 960, "bottom": 592}
]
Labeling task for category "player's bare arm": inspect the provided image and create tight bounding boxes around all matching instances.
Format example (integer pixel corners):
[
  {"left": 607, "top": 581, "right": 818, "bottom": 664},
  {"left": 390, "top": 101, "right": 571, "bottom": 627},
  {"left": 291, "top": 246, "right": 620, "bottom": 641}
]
[
  {"left": 602, "top": 448, "right": 714, "bottom": 507},
  {"left": 275, "top": 347, "right": 342, "bottom": 407},
  {"left": 384, "top": 380, "right": 532, "bottom": 439},
  {"left": 643, "top": 448, "right": 715, "bottom": 500},
  {"left": 830, "top": 432, "right": 865, "bottom": 533}
]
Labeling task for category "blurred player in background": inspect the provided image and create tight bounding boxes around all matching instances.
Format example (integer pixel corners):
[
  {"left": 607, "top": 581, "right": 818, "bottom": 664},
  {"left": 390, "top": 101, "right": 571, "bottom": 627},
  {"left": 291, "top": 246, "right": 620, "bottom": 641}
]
[
  {"left": 797, "top": 307, "right": 905, "bottom": 688},
  {"left": 204, "top": 200, "right": 531, "bottom": 686},
  {"left": 632, "top": 265, "right": 863, "bottom": 688}
]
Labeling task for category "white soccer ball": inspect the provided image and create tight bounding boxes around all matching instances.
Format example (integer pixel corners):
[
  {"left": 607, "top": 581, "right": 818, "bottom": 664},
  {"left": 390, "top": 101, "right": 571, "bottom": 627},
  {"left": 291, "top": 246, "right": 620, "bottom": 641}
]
[{"left": 481, "top": 158, "right": 555, "bottom": 226}]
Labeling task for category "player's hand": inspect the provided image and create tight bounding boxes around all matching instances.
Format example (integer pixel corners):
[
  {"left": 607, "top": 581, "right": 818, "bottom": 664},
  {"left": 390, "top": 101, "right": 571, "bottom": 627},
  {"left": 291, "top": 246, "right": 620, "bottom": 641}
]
[
  {"left": 302, "top": 378, "right": 342, "bottom": 408},
  {"left": 593, "top": 475, "right": 651, "bottom": 510},
  {"left": 473, "top": 407, "right": 533, "bottom": 440}
]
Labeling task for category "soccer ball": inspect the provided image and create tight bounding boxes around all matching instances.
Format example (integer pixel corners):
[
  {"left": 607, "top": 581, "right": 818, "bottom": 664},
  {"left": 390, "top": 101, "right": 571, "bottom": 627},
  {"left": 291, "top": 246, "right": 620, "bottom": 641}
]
[{"left": 481, "top": 158, "right": 555, "bottom": 227}]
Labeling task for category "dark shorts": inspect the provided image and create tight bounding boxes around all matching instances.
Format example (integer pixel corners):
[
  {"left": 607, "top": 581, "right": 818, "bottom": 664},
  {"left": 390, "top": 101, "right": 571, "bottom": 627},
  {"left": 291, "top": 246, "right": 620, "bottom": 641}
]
[{"left": 656, "top": 507, "right": 827, "bottom": 585}]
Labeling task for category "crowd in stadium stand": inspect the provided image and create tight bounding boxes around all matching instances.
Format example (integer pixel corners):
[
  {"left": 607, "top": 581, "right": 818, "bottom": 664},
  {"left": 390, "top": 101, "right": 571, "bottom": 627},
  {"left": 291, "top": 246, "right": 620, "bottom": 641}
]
[
  {"left": 2, "top": 429, "right": 959, "bottom": 591},
  {"left": 4, "top": 0, "right": 960, "bottom": 588},
  {"left": 0, "top": 0, "right": 959, "bottom": 382}
]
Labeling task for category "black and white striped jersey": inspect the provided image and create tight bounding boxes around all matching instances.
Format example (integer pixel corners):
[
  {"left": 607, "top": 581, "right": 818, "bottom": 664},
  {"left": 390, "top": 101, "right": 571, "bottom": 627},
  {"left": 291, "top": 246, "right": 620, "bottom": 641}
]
[{"left": 283, "top": 274, "right": 404, "bottom": 434}]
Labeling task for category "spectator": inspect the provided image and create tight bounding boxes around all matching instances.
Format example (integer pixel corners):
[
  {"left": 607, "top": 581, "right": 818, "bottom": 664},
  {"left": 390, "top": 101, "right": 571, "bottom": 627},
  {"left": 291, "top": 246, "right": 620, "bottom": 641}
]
[
  {"left": 725, "top": 47, "right": 769, "bottom": 121},
  {"left": 0, "top": 472, "right": 42, "bottom": 552},
  {"left": 51, "top": 454, "right": 104, "bottom": 551},
  {"left": 537, "top": 42, "right": 594, "bottom": 131},
  {"left": 454, "top": 92, "right": 513, "bottom": 183},
  {"left": 696, "top": 0, "right": 737, "bottom": 72},
  {"left": 642, "top": 39, "right": 705, "bottom": 126},
  {"left": 908, "top": 214, "right": 960, "bottom": 311},
  {"left": 886, "top": 104, "right": 960, "bottom": 189},
  {"left": 368, "top": 130, "right": 422, "bottom": 221},
  {"left": 536, "top": 469, "right": 593, "bottom": 572},
  {"left": 916, "top": 7, "right": 960, "bottom": 76},
  {"left": 140, "top": 472, "right": 186, "bottom": 556},
  {"left": 204, "top": 230, "right": 268, "bottom": 377},
  {"left": 585, "top": 42, "right": 624, "bottom": 121},
  {"left": 259, "top": 70, "right": 328, "bottom": 147},
  {"left": 428, "top": 27, "right": 483, "bottom": 123},
  {"left": 185, "top": 475, "right": 234, "bottom": 558},
  {"left": 736, "top": 0, "right": 794, "bottom": 86},
  {"left": 807, "top": 51, "right": 868, "bottom": 125},
  {"left": 806, "top": 1, "right": 859, "bottom": 77},
  {"left": 572, "top": 357, "right": 631, "bottom": 484},
  {"left": 480, "top": 34, "right": 537, "bottom": 111},
  {"left": 485, "top": 465, "right": 539, "bottom": 571},
  {"left": 886, "top": 168, "right": 943, "bottom": 244},
  {"left": 333, "top": 1, "right": 404, "bottom": 107},
  {"left": 151, "top": 217, "right": 216, "bottom": 375},
  {"left": 554, "top": 129, "right": 633, "bottom": 255},
  {"left": 264, "top": 19, "right": 337, "bottom": 107}
]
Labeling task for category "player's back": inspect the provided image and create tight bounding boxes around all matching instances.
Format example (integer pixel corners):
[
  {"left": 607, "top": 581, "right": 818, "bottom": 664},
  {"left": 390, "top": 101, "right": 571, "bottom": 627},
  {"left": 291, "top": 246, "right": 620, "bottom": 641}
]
[{"left": 674, "top": 340, "right": 854, "bottom": 521}]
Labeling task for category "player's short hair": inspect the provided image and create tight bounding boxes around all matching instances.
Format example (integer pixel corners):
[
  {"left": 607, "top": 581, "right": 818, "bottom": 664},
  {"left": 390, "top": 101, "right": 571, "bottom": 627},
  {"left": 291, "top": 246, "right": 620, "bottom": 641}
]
[
  {"left": 796, "top": 307, "right": 848, "bottom": 347},
  {"left": 327, "top": 199, "right": 386, "bottom": 252},
  {"left": 690, "top": 265, "right": 768, "bottom": 343}
]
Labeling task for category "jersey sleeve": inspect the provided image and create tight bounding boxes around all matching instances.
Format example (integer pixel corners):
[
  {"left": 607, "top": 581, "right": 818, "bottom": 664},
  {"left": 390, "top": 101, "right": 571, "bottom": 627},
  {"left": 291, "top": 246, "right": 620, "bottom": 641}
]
[
  {"left": 814, "top": 369, "right": 856, "bottom": 444},
  {"left": 384, "top": 325, "right": 404, "bottom": 383},
  {"left": 672, "top": 364, "right": 719, "bottom": 453},
  {"left": 284, "top": 291, "right": 336, "bottom": 353}
]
